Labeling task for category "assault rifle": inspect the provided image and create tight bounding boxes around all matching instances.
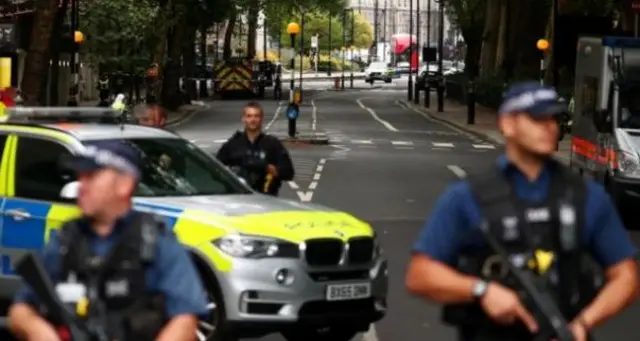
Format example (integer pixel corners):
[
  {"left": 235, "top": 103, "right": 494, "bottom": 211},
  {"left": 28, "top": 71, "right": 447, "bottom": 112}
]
[
  {"left": 15, "top": 253, "right": 90, "bottom": 341},
  {"left": 479, "top": 222, "right": 575, "bottom": 341}
]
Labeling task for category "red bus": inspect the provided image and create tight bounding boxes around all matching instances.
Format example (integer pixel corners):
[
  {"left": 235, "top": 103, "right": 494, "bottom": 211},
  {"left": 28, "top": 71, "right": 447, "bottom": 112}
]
[{"left": 391, "top": 34, "right": 418, "bottom": 72}]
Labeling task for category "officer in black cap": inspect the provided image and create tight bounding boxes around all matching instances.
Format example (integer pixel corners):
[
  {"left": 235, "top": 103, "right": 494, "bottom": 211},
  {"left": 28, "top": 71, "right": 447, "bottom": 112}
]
[
  {"left": 405, "top": 82, "right": 638, "bottom": 341},
  {"left": 8, "top": 140, "right": 208, "bottom": 341}
]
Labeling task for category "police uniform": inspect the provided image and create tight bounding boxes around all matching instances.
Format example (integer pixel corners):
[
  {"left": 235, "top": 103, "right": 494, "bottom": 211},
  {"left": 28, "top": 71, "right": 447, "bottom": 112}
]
[
  {"left": 412, "top": 84, "right": 636, "bottom": 341},
  {"left": 13, "top": 141, "right": 208, "bottom": 341},
  {"left": 216, "top": 131, "right": 294, "bottom": 195}
]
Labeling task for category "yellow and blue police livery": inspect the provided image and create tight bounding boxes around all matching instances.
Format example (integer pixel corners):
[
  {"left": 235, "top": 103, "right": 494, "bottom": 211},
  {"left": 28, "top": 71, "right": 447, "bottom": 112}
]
[{"left": 0, "top": 107, "right": 388, "bottom": 341}]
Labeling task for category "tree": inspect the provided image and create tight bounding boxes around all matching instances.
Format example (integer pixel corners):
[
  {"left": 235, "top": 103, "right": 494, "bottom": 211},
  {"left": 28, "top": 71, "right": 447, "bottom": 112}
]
[
  {"left": 266, "top": 10, "right": 372, "bottom": 51},
  {"left": 82, "top": 0, "right": 160, "bottom": 74},
  {"left": 21, "top": 0, "right": 61, "bottom": 105},
  {"left": 443, "top": 0, "right": 486, "bottom": 77}
]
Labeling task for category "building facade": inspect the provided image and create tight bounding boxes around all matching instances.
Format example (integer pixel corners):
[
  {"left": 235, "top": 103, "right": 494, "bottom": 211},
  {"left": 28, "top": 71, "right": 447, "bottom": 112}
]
[{"left": 348, "top": 0, "right": 451, "bottom": 47}]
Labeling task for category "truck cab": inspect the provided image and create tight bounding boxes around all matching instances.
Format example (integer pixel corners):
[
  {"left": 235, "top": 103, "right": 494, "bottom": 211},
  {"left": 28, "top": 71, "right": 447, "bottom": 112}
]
[{"left": 571, "top": 36, "right": 640, "bottom": 219}]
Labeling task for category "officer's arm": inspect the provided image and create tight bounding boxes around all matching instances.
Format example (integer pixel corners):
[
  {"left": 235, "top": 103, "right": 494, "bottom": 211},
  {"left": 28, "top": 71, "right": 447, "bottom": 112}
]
[
  {"left": 9, "top": 234, "right": 62, "bottom": 340},
  {"left": 215, "top": 140, "right": 232, "bottom": 165},
  {"left": 405, "top": 183, "right": 478, "bottom": 303},
  {"left": 154, "top": 232, "right": 208, "bottom": 341},
  {"left": 577, "top": 183, "right": 639, "bottom": 329},
  {"left": 269, "top": 138, "right": 294, "bottom": 181}
]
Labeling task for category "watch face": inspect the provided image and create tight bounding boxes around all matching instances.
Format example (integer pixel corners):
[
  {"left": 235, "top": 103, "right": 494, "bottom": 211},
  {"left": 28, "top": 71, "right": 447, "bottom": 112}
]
[{"left": 473, "top": 281, "right": 488, "bottom": 297}]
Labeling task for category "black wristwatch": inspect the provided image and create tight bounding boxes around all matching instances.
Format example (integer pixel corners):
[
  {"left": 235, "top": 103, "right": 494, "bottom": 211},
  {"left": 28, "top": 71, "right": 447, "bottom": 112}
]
[{"left": 472, "top": 280, "right": 489, "bottom": 301}]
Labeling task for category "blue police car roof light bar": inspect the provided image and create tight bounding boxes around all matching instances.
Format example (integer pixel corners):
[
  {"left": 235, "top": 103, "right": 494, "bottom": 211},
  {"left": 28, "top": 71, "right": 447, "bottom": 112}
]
[
  {"left": 602, "top": 36, "right": 640, "bottom": 48},
  {"left": 2, "top": 107, "right": 123, "bottom": 124}
]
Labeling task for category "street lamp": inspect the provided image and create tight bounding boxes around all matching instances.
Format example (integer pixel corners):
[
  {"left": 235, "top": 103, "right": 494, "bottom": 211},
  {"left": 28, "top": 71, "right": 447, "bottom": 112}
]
[
  {"left": 407, "top": 0, "right": 414, "bottom": 101},
  {"left": 286, "top": 22, "right": 301, "bottom": 138},
  {"left": 414, "top": 0, "right": 421, "bottom": 104},
  {"left": 536, "top": 38, "right": 549, "bottom": 85},
  {"left": 299, "top": 13, "right": 305, "bottom": 103},
  {"left": 68, "top": 0, "right": 81, "bottom": 106},
  {"left": 436, "top": 0, "right": 445, "bottom": 112},
  {"left": 350, "top": 9, "right": 355, "bottom": 89},
  {"left": 328, "top": 12, "right": 332, "bottom": 76}
]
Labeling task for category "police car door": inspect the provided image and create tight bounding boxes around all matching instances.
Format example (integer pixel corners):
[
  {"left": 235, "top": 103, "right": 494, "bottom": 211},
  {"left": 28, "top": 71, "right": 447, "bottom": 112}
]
[{"left": 2, "top": 134, "right": 79, "bottom": 277}]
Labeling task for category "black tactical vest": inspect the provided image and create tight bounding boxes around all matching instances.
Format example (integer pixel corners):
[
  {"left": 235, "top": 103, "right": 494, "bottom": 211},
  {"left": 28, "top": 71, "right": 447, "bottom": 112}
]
[
  {"left": 442, "top": 161, "right": 603, "bottom": 341},
  {"left": 57, "top": 212, "right": 167, "bottom": 341}
]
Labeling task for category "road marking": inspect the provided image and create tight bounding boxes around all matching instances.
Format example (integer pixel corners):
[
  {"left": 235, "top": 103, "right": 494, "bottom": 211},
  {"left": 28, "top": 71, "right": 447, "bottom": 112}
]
[
  {"left": 213, "top": 139, "right": 226, "bottom": 143},
  {"left": 432, "top": 142, "right": 454, "bottom": 148},
  {"left": 311, "top": 99, "right": 317, "bottom": 131},
  {"left": 352, "top": 139, "right": 373, "bottom": 144},
  {"left": 197, "top": 144, "right": 210, "bottom": 148},
  {"left": 288, "top": 158, "right": 327, "bottom": 202},
  {"left": 472, "top": 144, "right": 495, "bottom": 149},
  {"left": 356, "top": 98, "right": 399, "bottom": 132},
  {"left": 265, "top": 101, "right": 284, "bottom": 130},
  {"left": 447, "top": 165, "right": 467, "bottom": 178},
  {"left": 391, "top": 141, "right": 413, "bottom": 145},
  {"left": 363, "top": 324, "right": 379, "bottom": 341}
]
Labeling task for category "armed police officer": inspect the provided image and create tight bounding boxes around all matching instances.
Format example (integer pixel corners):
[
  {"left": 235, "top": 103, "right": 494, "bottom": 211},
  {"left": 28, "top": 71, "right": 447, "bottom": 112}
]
[
  {"left": 8, "top": 140, "right": 208, "bottom": 341},
  {"left": 405, "top": 82, "right": 638, "bottom": 341},
  {"left": 216, "top": 101, "right": 294, "bottom": 195}
]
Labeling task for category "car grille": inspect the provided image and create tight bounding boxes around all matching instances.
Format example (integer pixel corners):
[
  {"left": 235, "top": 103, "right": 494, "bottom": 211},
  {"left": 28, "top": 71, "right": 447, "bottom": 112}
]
[
  {"left": 348, "top": 237, "right": 374, "bottom": 264},
  {"left": 304, "top": 239, "right": 344, "bottom": 266}
]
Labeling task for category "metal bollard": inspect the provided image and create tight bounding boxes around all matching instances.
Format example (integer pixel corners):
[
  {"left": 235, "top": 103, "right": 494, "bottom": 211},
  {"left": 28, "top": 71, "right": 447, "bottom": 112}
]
[
  {"left": 350, "top": 73, "right": 354, "bottom": 88},
  {"left": 467, "top": 80, "right": 475, "bottom": 124},
  {"left": 437, "top": 76, "right": 444, "bottom": 112},
  {"left": 341, "top": 75, "right": 345, "bottom": 90},
  {"left": 413, "top": 82, "right": 420, "bottom": 104},
  {"left": 424, "top": 83, "right": 430, "bottom": 108}
]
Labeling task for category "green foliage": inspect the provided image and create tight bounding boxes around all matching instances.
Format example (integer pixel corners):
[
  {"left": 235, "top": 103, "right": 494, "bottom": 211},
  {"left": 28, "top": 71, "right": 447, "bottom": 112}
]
[
  {"left": 82, "top": 0, "right": 159, "bottom": 72},
  {"left": 443, "top": 0, "right": 485, "bottom": 32},
  {"left": 266, "top": 10, "right": 373, "bottom": 50}
]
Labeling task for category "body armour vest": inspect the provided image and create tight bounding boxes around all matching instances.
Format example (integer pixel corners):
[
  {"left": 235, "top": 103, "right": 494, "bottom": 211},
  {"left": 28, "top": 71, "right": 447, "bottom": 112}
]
[
  {"left": 442, "top": 161, "right": 604, "bottom": 341},
  {"left": 56, "top": 212, "right": 167, "bottom": 341}
]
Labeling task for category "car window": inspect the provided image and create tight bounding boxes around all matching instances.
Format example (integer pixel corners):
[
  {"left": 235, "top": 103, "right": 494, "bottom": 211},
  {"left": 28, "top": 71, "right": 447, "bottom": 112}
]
[
  {"left": 14, "top": 137, "right": 75, "bottom": 202},
  {"left": 87, "top": 138, "right": 251, "bottom": 197}
]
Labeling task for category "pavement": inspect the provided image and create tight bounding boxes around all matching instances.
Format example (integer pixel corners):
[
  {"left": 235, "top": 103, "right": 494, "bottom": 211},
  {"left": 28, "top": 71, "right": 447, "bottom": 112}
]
[{"left": 168, "top": 85, "right": 640, "bottom": 341}]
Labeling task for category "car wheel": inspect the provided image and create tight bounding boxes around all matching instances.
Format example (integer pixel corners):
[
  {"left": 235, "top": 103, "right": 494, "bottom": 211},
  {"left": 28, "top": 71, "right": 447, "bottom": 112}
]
[
  {"left": 384, "top": 78, "right": 391, "bottom": 83},
  {"left": 194, "top": 259, "right": 236, "bottom": 341},
  {"left": 281, "top": 325, "right": 359, "bottom": 341}
]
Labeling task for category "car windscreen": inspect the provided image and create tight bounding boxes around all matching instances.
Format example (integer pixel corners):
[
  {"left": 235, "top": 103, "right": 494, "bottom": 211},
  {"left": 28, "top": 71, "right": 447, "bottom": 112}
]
[{"left": 86, "top": 138, "right": 251, "bottom": 196}]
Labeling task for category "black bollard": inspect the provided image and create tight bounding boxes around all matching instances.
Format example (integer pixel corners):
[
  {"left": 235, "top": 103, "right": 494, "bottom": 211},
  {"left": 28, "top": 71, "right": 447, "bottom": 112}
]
[
  {"left": 199, "top": 79, "right": 208, "bottom": 98},
  {"left": 467, "top": 80, "right": 475, "bottom": 124},
  {"left": 341, "top": 75, "right": 345, "bottom": 90},
  {"left": 424, "top": 83, "right": 430, "bottom": 107},
  {"left": 350, "top": 73, "right": 354, "bottom": 88},
  {"left": 288, "top": 119, "right": 296, "bottom": 138},
  {"left": 413, "top": 82, "right": 420, "bottom": 104}
]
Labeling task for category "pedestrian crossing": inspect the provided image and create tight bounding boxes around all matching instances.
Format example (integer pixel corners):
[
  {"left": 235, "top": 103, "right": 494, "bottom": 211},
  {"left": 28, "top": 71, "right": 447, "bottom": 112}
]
[{"left": 329, "top": 138, "right": 496, "bottom": 149}]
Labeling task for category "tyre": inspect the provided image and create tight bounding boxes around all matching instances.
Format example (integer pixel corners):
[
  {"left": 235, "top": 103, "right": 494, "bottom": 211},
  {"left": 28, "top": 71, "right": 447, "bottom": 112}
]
[
  {"left": 193, "top": 257, "right": 237, "bottom": 341},
  {"left": 384, "top": 77, "right": 392, "bottom": 83},
  {"left": 281, "top": 325, "right": 359, "bottom": 341}
]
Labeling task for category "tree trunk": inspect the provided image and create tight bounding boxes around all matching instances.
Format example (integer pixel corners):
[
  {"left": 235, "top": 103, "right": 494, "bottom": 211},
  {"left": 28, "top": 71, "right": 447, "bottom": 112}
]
[
  {"left": 479, "top": 0, "right": 501, "bottom": 76},
  {"left": 161, "top": 5, "right": 187, "bottom": 110},
  {"left": 223, "top": 9, "right": 237, "bottom": 59},
  {"left": 182, "top": 25, "right": 197, "bottom": 101},
  {"left": 494, "top": 0, "right": 507, "bottom": 71},
  {"left": 246, "top": 5, "right": 259, "bottom": 59},
  {"left": 21, "top": 0, "right": 59, "bottom": 105},
  {"left": 503, "top": 0, "right": 547, "bottom": 80},
  {"left": 463, "top": 30, "right": 482, "bottom": 78}
]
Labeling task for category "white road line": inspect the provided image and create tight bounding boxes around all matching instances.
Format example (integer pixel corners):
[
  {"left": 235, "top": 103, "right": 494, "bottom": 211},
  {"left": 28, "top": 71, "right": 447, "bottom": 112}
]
[
  {"left": 352, "top": 139, "right": 373, "bottom": 144},
  {"left": 312, "top": 173, "right": 321, "bottom": 180},
  {"left": 197, "top": 144, "right": 210, "bottom": 148},
  {"left": 213, "top": 139, "right": 226, "bottom": 143},
  {"left": 319, "top": 158, "right": 327, "bottom": 164},
  {"left": 265, "top": 101, "right": 283, "bottom": 130},
  {"left": 287, "top": 181, "right": 299, "bottom": 190},
  {"left": 356, "top": 98, "right": 399, "bottom": 132},
  {"left": 315, "top": 165, "right": 324, "bottom": 172},
  {"left": 447, "top": 165, "right": 467, "bottom": 178},
  {"left": 311, "top": 99, "right": 317, "bottom": 131},
  {"left": 391, "top": 141, "right": 413, "bottom": 145},
  {"left": 432, "top": 142, "right": 454, "bottom": 148},
  {"left": 308, "top": 181, "right": 318, "bottom": 189},
  {"left": 472, "top": 144, "right": 495, "bottom": 149}
]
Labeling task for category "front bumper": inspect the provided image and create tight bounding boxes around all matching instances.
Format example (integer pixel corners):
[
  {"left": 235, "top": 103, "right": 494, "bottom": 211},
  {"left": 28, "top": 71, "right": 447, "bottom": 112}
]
[
  {"left": 611, "top": 173, "right": 640, "bottom": 206},
  {"left": 215, "top": 256, "right": 388, "bottom": 334},
  {"left": 366, "top": 73, "right": 391, "bottom": 81}
]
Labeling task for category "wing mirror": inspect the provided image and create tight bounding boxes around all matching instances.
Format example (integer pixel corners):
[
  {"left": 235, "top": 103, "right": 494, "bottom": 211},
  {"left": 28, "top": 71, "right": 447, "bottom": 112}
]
[{"left": 60, "top": 181, "right": 79, "bottom": 199}]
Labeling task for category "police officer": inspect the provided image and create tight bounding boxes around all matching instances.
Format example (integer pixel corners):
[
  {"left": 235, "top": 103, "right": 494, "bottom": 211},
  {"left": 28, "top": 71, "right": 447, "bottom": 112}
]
[
  {"left": 405, "top": 82, "right": 638, "bottom": 341},
  {"left": 97, "top": 74, "right": 110, "bottom": 107},
  {"left": 216, "top": 101, "right": 294, "bottom": 195},
  {"left": 8, "top": 140, "right": 208, "bottom": 341}
]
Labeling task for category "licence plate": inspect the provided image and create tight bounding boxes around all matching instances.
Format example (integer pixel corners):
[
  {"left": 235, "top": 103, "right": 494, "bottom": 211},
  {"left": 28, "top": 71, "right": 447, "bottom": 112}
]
[{"left": 325, "top": 283, "right": 371, "bottom": 301}]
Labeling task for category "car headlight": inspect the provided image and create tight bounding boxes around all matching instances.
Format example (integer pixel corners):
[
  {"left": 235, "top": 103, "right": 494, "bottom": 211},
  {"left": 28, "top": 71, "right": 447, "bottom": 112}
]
[
  {"left": 618, "top": 150, "right": 640, "bottom": 178},
  {"left": 212, "top": 234, "right": 299, "bottom": 259}
]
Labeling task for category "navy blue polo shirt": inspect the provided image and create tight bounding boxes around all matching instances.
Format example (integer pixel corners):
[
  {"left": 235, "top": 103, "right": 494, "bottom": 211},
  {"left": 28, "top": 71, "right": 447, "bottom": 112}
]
[
  {"left": 413, "top": 155, "right": 637, "bottom": 267},
  {"left": 14, "top": 211, "right": 209, "bottom": 318}
]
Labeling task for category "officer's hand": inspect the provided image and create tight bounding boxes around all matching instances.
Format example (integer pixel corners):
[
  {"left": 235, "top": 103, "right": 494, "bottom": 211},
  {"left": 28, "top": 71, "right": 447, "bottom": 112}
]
[
  {"left": 480, "top": 282, "right": 538, "bottom": 332},
  {"left": 555, "top": 319, "right": 587, "bottom": 341},
  {"left": 26, "top": 319, "right": 60, "bottom": 341},
  {"left": 267, "top": 164, "right": 278, "bottom": 177}
]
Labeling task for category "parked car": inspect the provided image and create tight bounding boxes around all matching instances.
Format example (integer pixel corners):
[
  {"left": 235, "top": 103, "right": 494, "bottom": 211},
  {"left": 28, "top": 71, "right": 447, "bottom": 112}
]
[{"left": 365, "top": 62, "right": 394, "bottom": 84}]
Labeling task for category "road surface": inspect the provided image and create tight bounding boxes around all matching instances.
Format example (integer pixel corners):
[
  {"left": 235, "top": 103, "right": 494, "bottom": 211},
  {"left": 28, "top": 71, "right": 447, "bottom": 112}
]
[{"left": 173, "top": 87, "right": 640, "bottom": 341}]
